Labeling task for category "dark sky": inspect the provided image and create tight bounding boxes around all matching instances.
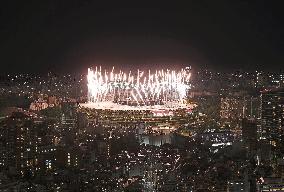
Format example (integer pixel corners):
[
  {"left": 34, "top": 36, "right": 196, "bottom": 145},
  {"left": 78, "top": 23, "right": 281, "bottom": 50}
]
[{"left": 0, "top": 1, "right": 283, "bottom": 74}]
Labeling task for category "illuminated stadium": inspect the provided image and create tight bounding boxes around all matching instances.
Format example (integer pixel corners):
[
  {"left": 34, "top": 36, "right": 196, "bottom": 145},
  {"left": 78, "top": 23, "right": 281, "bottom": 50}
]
[{"left": 80, "top": 66, "right": 196, "bottom": 116}]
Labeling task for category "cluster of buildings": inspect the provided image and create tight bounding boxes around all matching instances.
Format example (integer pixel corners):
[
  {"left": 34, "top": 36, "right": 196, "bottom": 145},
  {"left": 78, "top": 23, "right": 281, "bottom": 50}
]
[{"left": 0, "top": 69, "right": 283, "bottom": 191}]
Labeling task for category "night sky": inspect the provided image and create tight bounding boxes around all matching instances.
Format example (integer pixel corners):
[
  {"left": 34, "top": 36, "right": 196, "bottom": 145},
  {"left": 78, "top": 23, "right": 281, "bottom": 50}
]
[{"left": 0, "top": 1, "right": 283, "bottom": 74}]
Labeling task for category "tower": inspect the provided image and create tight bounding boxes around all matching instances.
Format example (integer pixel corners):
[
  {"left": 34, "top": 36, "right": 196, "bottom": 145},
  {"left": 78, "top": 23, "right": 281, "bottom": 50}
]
[{"left": 260, "top": 89, "right": 284, "bottom": 151}]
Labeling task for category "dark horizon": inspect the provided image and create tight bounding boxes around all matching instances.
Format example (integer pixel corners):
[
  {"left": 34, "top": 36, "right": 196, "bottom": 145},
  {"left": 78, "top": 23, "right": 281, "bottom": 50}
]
[{"left": 1, "top": 1, "right": 283, "bottom": 74}]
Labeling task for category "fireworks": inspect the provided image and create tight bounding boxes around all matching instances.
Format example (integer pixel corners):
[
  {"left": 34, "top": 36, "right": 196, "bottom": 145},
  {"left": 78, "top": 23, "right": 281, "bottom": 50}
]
[{"left": 87, "top": 66, "right": 191, "bottom": 106}]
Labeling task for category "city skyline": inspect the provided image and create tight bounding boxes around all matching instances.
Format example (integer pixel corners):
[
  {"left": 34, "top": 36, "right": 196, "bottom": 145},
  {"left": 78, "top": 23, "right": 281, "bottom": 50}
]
[{"left": 1, "top": 1, "right": 284, "bottom": 191}]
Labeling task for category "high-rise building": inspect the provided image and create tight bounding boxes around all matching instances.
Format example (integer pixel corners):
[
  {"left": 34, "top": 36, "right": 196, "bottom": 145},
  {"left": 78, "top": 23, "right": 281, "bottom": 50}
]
[
  {"left": 256, "top": 71, "right": 269, "bottom": 88},
  {"left": 260, "top": 89, "right": 284, "bottom": 149},
  {"left": 243, "top": 96, "right": 261, "bottom": 119},
  {"left": 0, "top": 112, "right": 37, "bottom": 177},
  {"left": 220, "top": 97, "right": 244, "bottom": 127},
  {"left": 242, "top": 118, "right": 257, "bottom": 153}
]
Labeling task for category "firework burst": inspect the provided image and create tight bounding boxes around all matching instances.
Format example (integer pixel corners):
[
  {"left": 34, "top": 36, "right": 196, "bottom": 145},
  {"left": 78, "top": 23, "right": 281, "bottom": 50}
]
[{"left": 87, "top": 66, "right": 191, "bottom": 106}]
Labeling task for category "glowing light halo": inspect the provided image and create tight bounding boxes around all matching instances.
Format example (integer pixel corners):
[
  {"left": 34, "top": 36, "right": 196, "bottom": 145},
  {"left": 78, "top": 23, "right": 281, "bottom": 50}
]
[{"left": 87, "top": 66, "right": 191, "bottom": 106}]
